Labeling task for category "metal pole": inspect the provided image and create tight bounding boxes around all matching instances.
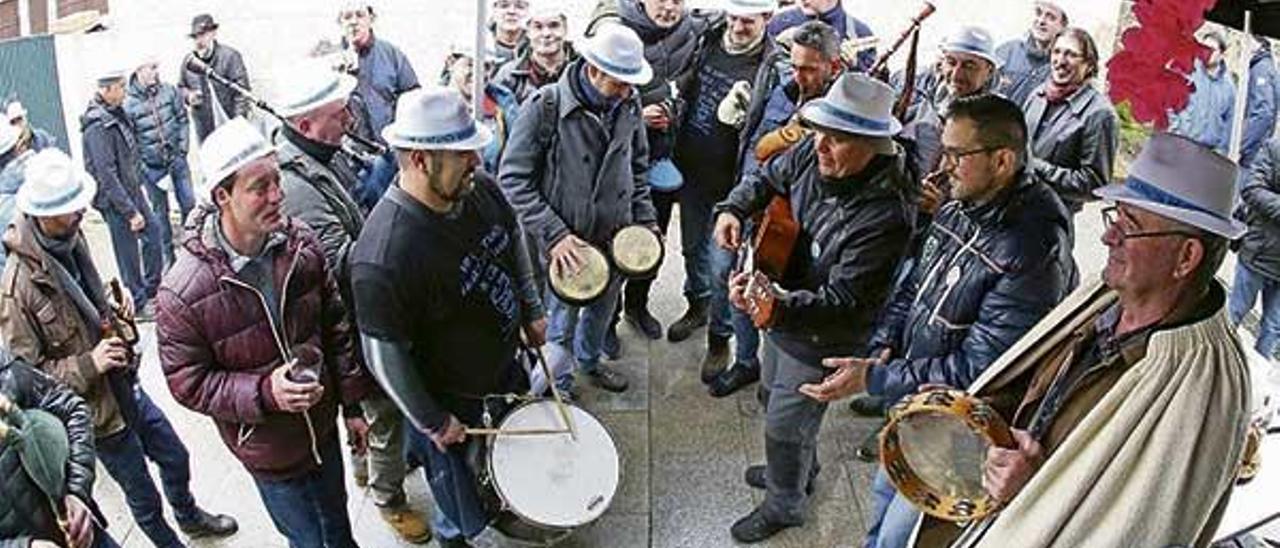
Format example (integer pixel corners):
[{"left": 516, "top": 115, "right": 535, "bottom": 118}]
[
  {"left": 474, "top": 0, "right": 487, "bottom": 120},
  {"left": 1229, "top": 10, "right": 1253, "bottom": 163}
]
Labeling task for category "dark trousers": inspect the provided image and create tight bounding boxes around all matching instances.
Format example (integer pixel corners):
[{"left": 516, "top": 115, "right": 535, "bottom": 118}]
[
  {"left": 96, "top": 388, "right": 198, "bottom": 548},
  {"left": 622, "top": 189, "right": 678, "bottom": 311},
  {"left": 140, "top": 156, "right": 196, "bottom": 265},
  {"left": 100, "top": 207, "right": 163, "bottom": 311},
  {"left": 252, "top": 435, "right": 358, "bottom": 548},
  {"left": 759, "top": 336, "right": 829, "bottom": 524}
]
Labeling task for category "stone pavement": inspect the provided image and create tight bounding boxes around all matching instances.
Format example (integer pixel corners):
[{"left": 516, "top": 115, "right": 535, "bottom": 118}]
[{"left": 79, "top": 200, "right": 1225, "bottom": 548}]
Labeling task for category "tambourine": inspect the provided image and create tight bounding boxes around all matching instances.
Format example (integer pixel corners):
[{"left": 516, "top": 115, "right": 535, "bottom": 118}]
[
  {"left": 1237, "top": 417, "right": 1266, "bottom": 483},
  {"left": 549, "top": 243, "right": 611, "bottom": 306},
  {"left": 880, "top": 389, "right": 1014, "bottom": 522},
  {"left": 610, "top": 225, "right": 663, "bottom": 279}
]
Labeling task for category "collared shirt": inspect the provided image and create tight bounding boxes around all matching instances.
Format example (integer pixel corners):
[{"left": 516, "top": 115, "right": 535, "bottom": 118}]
[{"left": 212, "top": 214, "right": 288, "bottom": 327}]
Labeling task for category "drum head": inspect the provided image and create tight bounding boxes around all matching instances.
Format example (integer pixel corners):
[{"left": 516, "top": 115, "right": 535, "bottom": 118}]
[
  {"left": 880, "top": 389, "right": 1012, "bottom": 522},
  {"left": 489, "top": 401, "right": 620, "bottom": 529},
  {"left": 611, "top": 226, "right": 662, "bottom": 278},
  {"left": 549, "top": 245, "right": 610, "bottom": 305}
]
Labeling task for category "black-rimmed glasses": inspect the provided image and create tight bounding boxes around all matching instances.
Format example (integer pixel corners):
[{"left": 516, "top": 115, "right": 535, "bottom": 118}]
[{"left": 1101, "top": 206, "right": 1200, "bottom": 242}]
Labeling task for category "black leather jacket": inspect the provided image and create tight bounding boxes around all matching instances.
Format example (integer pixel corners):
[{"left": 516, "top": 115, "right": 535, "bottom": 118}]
[
  {"left": 717, "top": 135, "right": 915, "bottom": 363},
  {"left": 1238, "top": 137, "right": 1280, "bottom": 280},
  {"left": 865, "top": 172, "right": 1078, "bottom": 403},
  {"left": 0, "top": 351, "right": 98, "bottom": 547}
]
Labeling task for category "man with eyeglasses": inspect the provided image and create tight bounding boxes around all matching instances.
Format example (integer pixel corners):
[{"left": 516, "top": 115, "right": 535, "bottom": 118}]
[
  {"left": 802, "top": 94, "right": 1077, "bottom": 548},
  {"left": 897, "top": 132, "right": 1250, "bottom": 547},
  {"left": 995, "top": 1, "right": 1068, "bottom": 108}
]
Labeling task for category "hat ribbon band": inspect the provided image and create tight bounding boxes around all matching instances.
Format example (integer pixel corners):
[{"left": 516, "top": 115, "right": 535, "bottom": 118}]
[
  {"left": 585, "top": 51, "right": 642, "bottom": 78},
  {"left": 30, "top": 179, "right": 85, "bottom": 211},
  {"left": 816, "top": 102, "right": 892, "bottom": 132},
  {"left": 1124, "top": 176, "right": 1227, "bottom": 222},
  {"left": 393, "top": 123, "right": 478, "bottom": 146},
  {"left": 287, "top": 79, "right": 344, "bottom": 112}
]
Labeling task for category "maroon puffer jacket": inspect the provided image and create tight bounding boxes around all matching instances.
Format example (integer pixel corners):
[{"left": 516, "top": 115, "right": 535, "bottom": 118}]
[{"left": 156, "top": 205, "right": 375, "bottom": 480}]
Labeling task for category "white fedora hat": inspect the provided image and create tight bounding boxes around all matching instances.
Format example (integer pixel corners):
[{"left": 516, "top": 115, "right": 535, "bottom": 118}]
[
  {"left": 5, "top": 101, "right": 27, "bottom": 123},
  {"left": 940, "top": 26, "right": 999, "bottom": 67},
  {"left": 17, "top": 149, "right": 97, "bottom": 217},
  {"left": 576, "top": 22, "right": 653, "bottom": 86},
  {"left": 381, "top": 86, "right": 494, "bottom": 151},
  {"left": 724, "top": 0, "right": 778, "bottom": 16},
  {"left": 198, "top": 117, "right": 277, "bottom": 200},
  {"left": 1095, "top": 132, "right": 1246, "bottom": 239},
  {"left": 273, "top": 61, "right": 357, "bottom": 118},
  {"left": 800, "top": 72, "right": 902, "bottom": 137},
  {"left": 0, "top": 123, "right": 19, "bottom": 156}
]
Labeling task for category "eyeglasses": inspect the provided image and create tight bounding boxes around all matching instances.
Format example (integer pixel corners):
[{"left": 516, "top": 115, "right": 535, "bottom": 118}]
[
  {"left": 1101, "top": 206, "right": 1200, "bottom": 242},
  {"left": 939, "top": 145, "right": 1000, "bottom": 166}
]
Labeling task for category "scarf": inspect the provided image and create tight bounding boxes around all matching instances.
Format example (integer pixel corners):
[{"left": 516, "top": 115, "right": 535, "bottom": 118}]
[
  {"left": 283, "top": 124, "right": 339, "bottom": 165},
  {"left": 30, "top": 220, "right": 105, "bottom": 338},
  {"left": 1043, "top": 80, "right": 1084, "bottom": 105}
]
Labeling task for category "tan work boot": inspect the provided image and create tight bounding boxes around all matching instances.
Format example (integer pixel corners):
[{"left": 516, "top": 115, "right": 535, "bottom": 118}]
[{"left": 378, "top": 504, "right": 432, "bottom": 544}]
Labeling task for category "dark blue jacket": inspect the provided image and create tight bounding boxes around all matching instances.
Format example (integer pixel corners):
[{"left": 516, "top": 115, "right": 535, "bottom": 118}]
[
  {"left": 765, "top": 3, "right": 876, "bottom": 71},
  {"left": 1242, "top": 46, "right": 1280, "bottom": 168},
  {"left": 1169, "top": 60, "right": 1236, "bottom": 155},
  {"left": 1238, "top": 137, "right": 1280, "bottom": 281},
  {"left": 350, "top": 35, "right": 419, "bottom": 143},
  {"left": 865, "top": 172, "right": 1077, "bottom": 403},
  {"left": 80, "top": 97, "right": 146, "bottom": 218},
  {"left": 995, "top": 34, "right": 1052, "bottom": 108},
  {"left": 123, "top": 75, "right": 190, "bottom": 168}
]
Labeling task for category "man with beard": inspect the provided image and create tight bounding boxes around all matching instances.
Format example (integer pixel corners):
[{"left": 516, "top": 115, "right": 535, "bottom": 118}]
[
  {"left": 178, "top": 14, "right": 250, "bottom": 142},
  {"left": 765, "top": 0, "right": 875, "bottom": 72},
  {"left": 337, "top": 1, "right": 421, "bottom": 210},
  {"left": 1024, "top": 27, "right": 1117, "bottom": 215},
  {"left": 491, "top": 0, "right": 531, "bottom": 71},
  {"left": 272, "top": 63, "right": 431, "bottom": 544},
  {"left": 714, "top": 73, "right": 914, "bottom": 542},
  {"left": 124, "top": 57, "right": 194, "bottom": 266},
  {"left": 670, "top": 0, "right": 775, "bottom": 376},
  {"left": 352, "top": 88, "right": 546, "bottom": 548},
  {"left": 995, "top": 1, "right": 1068, "bottom": 108},
  {"left": 1169, "top": 31, "right": 1235, "bottom": 155},
  {"left": 495, "top": 4, "right": 577, "bottom": 104},
  {"left": 707, "top": 20, "right": 842, "bottom": 398}
]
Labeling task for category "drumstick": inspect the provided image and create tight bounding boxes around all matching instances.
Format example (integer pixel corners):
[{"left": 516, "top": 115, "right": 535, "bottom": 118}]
[
  {"left": 464, "top": 427, "right": 571, "bottom": 436},
  {"left": 533, "top": 346, "right": 579, "bottom": 441}
]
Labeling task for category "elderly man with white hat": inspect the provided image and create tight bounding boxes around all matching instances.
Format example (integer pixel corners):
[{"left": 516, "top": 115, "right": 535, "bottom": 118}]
[
  {"left": 1, "top": 149, "right": 238, "bottom": 548},
  {"left": 712, "top": 72, "right": 915, "bottom": 542},
  {"left": 499, "top": 22, "right": 657, "bottom": 396},
  {"left": 995, "top": 1, "right": 1068, "bottom": 107},
  {"left": 907, "top": 133, "right": 1250, "bottom": 547},
  {"left": 154, "top": 118, "right": 376, "bottom": 548},
  {"left": 82, "top": 65, "right": 165, "bottom": 321},
  {"left": 269, "top": 61, "right": 431, "bottom": 545},
  {"left": 6, "top": 100, "right": 58, "bottom": 154},
  {"left": 350, "top": 87, "right": 546, "bottom": 547}
]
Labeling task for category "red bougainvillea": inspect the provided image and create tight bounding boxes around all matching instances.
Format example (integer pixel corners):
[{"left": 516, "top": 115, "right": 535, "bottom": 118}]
[{"left": 1107, "top": 0, "right": 1217, "bottom": 129}]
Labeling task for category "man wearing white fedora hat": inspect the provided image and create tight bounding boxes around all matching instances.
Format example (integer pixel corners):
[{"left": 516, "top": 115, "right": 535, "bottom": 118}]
[
  {"left": 351, "top": 87, "right": 546, "bottom": 547},
  {"left": 907, "top": 133, "right": 1250, "bottom": 547},
  {"left": 1, "top": 149, "right": 238, "bottom": 547},
  {"left": 6, "top": 100, "right": 58, "bottom": 154},
  {"left": 713, "top": 72, "right": 915, "bottom": 542},
  {"left": 270, "top": 62, "right": 431, "bottom": 544},
  {"left": 500, "top": 22, "right": 657, "bottom": 395},
  {"left": 155, "top": 118, "right": 375, "bottom": 547},
  {"left": 81, "top": 66, "right": 165, "bottom": 321}
]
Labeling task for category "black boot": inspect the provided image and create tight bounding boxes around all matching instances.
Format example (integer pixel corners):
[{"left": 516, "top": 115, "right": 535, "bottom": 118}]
[
  {"left": 666, "top": 298, "right": 708, "bottom": 342},
  {"left": 700, "top": 334, "right": 730, "bottom": 384},
  {"left": 743, "top": 463, "right": 820, "bottom": 495},
  {"left": 730, "top": 504, "right": 796, "bottom": 543},
  {"left": 709, "top": 362, "right": 760, "bottom": 398},
  {"left": 623, "top": 279, "right": 662, "bottom": 340},
  {"left": 178, "top": 508, "right": 239, "bottom": 539}
]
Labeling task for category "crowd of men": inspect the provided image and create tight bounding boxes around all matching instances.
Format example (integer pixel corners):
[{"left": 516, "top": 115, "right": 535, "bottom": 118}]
[{"left": 0, "top": 0, "right": 1270, "bottom": 547}]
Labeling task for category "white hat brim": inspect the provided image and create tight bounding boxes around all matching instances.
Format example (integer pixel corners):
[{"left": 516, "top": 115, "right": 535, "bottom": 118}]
[
  {"left": 381, "top": 120, "right": 495, "bottom": 152},
  {"left": 939, "top": 45, "right": 1000, "bottom": 68},
  {"left": 1094, "top": 184, "right": 1247, "bottom": 240},
  {"left": 275, "top": 74, "right": 358, "bottom": 118},
  {"left": 800, "top": 100, "right": 902, "bottom": 138},
  {"left": 725, "top": 6, "right": 776, "bottom": 16},
  {"left": 199, "top": 143, "right": 278, "bottom": 201},
  {"left": 17, "top": 169, "right": 98, "bottom": 217},
  {"left": 579, "top": 48, "right": 653, "bottom": 86}
]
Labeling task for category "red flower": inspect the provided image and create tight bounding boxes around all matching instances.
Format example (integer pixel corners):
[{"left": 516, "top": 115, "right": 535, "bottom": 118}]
[{"left": 1108, "top": 0, "right": 1215, "bottom": 128}]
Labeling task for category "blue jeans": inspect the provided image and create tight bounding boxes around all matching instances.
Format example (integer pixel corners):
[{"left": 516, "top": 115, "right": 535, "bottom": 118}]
[
  {"left": 678, "top": 188, "right": 717, "bottom": 303},
  {"left": 723, "top": 221, "right": 760, "bottom": 367},
  {"left": 546, "top": 277, "right": 622, "bottom": 388},
  {"left": 96, "top": 387, "right": 199, "bottom": 548},
  {"left": 862, "top": 469, "right": 920, "bottom": 548},
  {"left": 101, "top": 207, "right": 163, "bottom": 311},
  {"left": 353, "top": 151, "right": 398, "bottom": 211},
  {"left": 405, "top": 426, "right": 489, "bottom": 541},
  {"left": 140, "top": 157, "right": 195, "bottom": 264},
  {"left": 1229, "top": 261, "right": 1280, "bottom": 358},
  {"left": 252, "top": 435, "right": 358, "bottom": 548}
]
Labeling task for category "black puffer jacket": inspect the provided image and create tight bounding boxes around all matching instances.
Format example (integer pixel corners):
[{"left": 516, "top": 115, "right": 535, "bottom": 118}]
[
  {"left": 865, "top": 172, "right": 1078, "bottom": 403},
  {"left": 716, "top": 135, "right": 915, "bottom": 363},
  {"left": 1237, "top": 137, "right": 1280, "bottom": 280},
  {"left": 80, "top": 96, "right": 146, "bottom": 218},
  {"left": 123, "top": 75, "right": 190, "bottom": 168},
  {"left": 0, "top": 351, "right": 98, "bottom": 548}
]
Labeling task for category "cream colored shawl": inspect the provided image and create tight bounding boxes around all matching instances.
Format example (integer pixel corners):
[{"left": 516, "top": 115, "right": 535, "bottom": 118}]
[{"left": 952, "top": 279, "right": 1251, "bottom": 547}]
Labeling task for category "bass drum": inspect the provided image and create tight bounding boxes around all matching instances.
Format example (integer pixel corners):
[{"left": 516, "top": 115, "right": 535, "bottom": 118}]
[{"left": 480, "top": 400, "right": 620, "bottom": 546}]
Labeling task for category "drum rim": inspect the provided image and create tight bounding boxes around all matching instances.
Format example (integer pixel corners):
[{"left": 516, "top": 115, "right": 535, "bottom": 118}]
[
  {"left": 548, "top": 243, "right": 611, "bottom": 305},
  {"left": 486, "top": 399, "right": 622, "bottom": 530},
  {"left": 610, "top": 225, "right": 664, "bottom": 279},
  {"left": 878, "top": 388, "right": 1013, "bottom": 522}
]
